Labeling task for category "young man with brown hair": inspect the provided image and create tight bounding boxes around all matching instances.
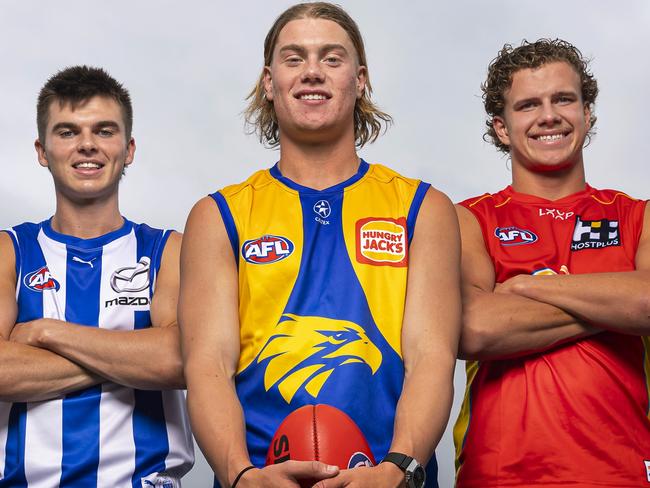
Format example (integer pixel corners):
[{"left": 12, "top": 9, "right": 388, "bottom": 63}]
[
  {"left": 454, "top": 39, "right": 650, "bottom": 487},
  {"left": 0, "top": 66, "right": 193, "bottom": 487},
  {"left": 180, "top": 3, "right": 460, "bottom": 487}
]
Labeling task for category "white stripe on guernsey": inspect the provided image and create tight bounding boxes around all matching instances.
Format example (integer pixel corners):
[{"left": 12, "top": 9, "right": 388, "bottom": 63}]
[
  {"left": 24, "top": 401, "right": 63, "bottom": 487},
  {"left": 5, "top": 229, "right": 20, "bottom": 298},
  {"left": 161, "top": 391, "right": 194, "bottom": 477},
  {"left": 96, "top": 230, "right": 138, "bottom": 487},
  {"left": 0, "top": 402, "right": 10, "bottom": 479},
  {"left": 22, "top": 230, "right": 68, "bottom": 487}
]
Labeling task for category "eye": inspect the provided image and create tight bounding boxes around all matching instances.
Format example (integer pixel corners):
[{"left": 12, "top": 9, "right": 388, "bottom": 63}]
[
  {"left": 285, "top": 56, "right": 302, "bottom": 66},
  {"left": 98, "top": 128, "right": 115, "bottom": 137},
  {"left": 557, "top": 95, "right": 575, "bottom": 105},
  {"left": 323, "top": 56, "right": 342, "bottom": 66},
  {"left": 58, "top": 129, "right": 75, "bottom": 138}
]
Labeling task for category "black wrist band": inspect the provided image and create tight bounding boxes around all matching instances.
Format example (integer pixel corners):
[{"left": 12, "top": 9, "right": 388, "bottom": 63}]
[{"left": 231, "top": 465, "right": 256, "bottom": 488}]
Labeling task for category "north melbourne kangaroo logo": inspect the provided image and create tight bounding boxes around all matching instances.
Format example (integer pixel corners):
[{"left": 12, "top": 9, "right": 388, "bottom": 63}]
[{"left": 257, "top": 314, "right": 382, "bottom": 403}]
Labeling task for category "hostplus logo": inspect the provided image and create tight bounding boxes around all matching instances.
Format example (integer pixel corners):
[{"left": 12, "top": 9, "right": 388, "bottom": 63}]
[{"left": 571, "top": 216, "right": 619, "bottom": 251}]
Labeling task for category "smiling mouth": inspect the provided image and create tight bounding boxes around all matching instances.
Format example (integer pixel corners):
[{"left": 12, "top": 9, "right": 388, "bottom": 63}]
[
  {"left": 73, "top": 161, "right": 104, "bottom": 169},
  {"left": 297, "top": 93, "right": 329, "bottom": 100},
  {"left": 532, "top": 132, "right": 569, "bottom": 142}
]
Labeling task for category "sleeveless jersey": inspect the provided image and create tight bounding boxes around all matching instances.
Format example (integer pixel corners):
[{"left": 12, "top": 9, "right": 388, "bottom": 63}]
[
  {"left": 212, "top": 160, "right": 438, "bottom": 485},
  {"left": 454, "top": 185, "right": 649, "bottom": 488},
  {"left": 0, "top": 219, "right": 194, "bottom": 488}
]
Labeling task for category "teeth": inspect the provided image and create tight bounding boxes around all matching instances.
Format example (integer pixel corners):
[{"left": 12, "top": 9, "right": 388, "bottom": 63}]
[
  {"left": 537, "top": 134, "right": 564, "bottom": 142},
  {"left": 300, "top": 94, "right": 326, "bottom": 100},
  {"left": 75, "top": 162, "right": 101, "bottom": 169}
]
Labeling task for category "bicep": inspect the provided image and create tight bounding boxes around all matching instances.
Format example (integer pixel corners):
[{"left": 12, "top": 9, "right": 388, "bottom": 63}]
[
  {"left": 179, "top": 197, "right": 240, "bottom": 377},
  {"left": 402, "top": 189, "right": 461, "bottom": 363},
  {"left": 0, "top": 232, "right": 17, "bottom": 340},
  {"left": 456, "top": 204, "right": 496, "bottom": 295}
]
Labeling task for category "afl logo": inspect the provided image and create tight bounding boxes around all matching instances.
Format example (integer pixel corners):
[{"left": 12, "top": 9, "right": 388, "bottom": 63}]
[
  {"left": 348, "top": 452, "right": 374, "bottom": 468},
  {"left": 495, "top": 226, "right": 538, "bottom": 246},
  {"left": 242, "top": 235, "right": 294, "bottom": 264},
  {"left": 24, "top": 266, "right": 60, "bottom": 292}
]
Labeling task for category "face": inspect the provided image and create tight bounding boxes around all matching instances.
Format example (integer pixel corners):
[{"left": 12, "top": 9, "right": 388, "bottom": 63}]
[
  {"left": 493, "top": 61, "right": 591, "bottom": 172},
  {"left": 263, "top": 17, "right": 367, "bottom": 143},
  {"left": 35, "top": 95, "right": 135, "bottom": 203}
]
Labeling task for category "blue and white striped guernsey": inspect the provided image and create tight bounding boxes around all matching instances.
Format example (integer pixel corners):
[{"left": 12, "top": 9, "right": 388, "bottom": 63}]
[{"left": 0, "top": 218, "right": 194, "bottom": 488}]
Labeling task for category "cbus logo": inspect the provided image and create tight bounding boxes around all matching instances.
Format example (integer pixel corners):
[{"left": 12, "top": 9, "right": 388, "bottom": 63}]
[
  {"left": 495, "top": 226, "right": 538, "bottom": 246},
  {"left": 24, "top": 266, "right": 60, "bottom": 292},
  {"left": 242, "top": 235, "right": 294, "bottom": 264}
]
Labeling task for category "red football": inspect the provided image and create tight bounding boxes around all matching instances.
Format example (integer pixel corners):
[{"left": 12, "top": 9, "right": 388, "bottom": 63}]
[{"left": 266, "top": 404, "right": 376, "bottom": 475}]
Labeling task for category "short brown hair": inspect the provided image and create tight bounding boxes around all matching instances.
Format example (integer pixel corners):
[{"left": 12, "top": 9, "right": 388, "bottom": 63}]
[
  {"left": 37, "top": 65, "right": 133, "bottom": 143},
  {"left": 244, "top": 2, "right": 391, "bottom": 148},
  {"left": 483, "top": 39, "right": 598, "bottom": 153}
]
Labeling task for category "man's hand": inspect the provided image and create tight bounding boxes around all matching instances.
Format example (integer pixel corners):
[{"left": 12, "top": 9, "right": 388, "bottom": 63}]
[
  {"left": 238, "top": 461, "right": 339, "bottom": 488},
  {"left": 313, "top": 462, "right": 404, "bottom": 488},
  {"left": 10, "top": 318, "right": 65, "bottom": 348}
]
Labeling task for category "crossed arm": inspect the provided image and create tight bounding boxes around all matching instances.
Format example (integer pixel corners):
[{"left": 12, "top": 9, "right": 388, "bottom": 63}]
[
  {"left": 181, "top": 189, "right": 461, "bottom": 488},
  {"left": 457, "top": 203, "right": 650, "bottom": 361},
  {"left": 0, "top": 231, "right": 185, "bottom": 403}
]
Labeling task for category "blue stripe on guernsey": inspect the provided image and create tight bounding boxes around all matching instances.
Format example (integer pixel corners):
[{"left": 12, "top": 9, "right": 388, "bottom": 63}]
[
  {"left": 2, "top": 404, "right": 27, "bottom": 487},
  {"left": 2, "top": 223, "right": 45, "bottom": 488},
  {"left": 211, "top": 192, "right": 239, "bottom": 260},
  {"left": 59, "top": 245, "right": 103, "bottom": 488},
  {"left": 406, "top": 182, "right": 431, "bottom": 246},
  {"left": 131, "top": 226, "right": 170, "bottom": 487}
]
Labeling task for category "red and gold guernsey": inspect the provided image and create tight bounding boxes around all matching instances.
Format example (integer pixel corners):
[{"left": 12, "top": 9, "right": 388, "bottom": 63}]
[{"left": 454, "top": 184, "right": 649, "bottom": 488}]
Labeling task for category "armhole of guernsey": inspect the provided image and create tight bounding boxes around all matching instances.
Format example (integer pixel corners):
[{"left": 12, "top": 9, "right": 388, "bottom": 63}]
[
  {"left": 150, "top": 229, "right": 172, "bottom": 295},
  {"left": 406, "top": 182, "right": 431, "bottom": 245},
  {"left": 2, "top": 229, "right": 20, "bottom": 282},
  {"left": 210, "top": 191, "right": 239, "bottom": 262}
]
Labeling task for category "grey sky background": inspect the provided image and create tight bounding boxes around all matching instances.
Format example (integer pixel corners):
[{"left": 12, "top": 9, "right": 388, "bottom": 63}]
[{"left": 1, "top": 1, "right": 648, "bottom": 486}]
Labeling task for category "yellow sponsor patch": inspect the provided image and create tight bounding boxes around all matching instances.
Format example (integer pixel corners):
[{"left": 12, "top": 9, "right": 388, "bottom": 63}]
[{"left": 355, "top": 217, "right": 407, "bottom": 267}]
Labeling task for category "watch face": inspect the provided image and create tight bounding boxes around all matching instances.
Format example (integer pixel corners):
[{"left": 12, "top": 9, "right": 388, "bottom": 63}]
[{"left": 412, "top": 465, "right": 426, "bottom": 488}]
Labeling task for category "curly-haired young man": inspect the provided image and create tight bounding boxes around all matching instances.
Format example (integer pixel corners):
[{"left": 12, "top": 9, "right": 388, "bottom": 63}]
[
  {"left": 454, "top": 39, "right": 650, "bottom": 487},
  {"left": 179, "top": 3, "right": 460, "bottom": 487}
]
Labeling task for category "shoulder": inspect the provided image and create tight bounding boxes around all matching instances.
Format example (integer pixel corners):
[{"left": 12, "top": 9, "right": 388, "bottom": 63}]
[
  {"left": 365, "top": 163, "right": 421, "bottom": 189},
  {"left": 213, "top": 169, "right": 275, "bottom": 200}
]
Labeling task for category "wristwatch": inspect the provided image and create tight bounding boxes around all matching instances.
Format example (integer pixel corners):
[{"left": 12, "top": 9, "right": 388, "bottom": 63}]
[{"left": 381, "top": 452, "right": 426, "bottom": 488}]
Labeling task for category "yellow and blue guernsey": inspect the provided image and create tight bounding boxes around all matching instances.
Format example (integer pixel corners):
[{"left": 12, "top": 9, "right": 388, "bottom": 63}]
[{"left": 211, "top": 160, "right": 437, "bottom": 485}]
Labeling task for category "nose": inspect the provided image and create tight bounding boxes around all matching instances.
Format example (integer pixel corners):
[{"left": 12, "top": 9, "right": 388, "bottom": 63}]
[
  {"left": 538, "top": 100, "right": 561, "bottom": 126},
  {"left": 77, "top": 130, "right": 97, "bottom": 153},
  {"left": 301, "top": 57, "right": 325, "bottom": 83}
]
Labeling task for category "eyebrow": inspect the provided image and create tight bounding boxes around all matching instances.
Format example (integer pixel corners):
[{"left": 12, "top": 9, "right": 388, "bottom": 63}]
[
  {"left": 278, "top": 43, "right": 350, "bottom": 57},
  {"left": 50, "top": 120, "right": 121, "bottom": 132}
]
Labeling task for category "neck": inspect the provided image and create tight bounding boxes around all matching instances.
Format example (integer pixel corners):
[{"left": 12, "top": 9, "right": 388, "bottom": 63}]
[
  {"left": 277, "top": 132, "right": 360, "bottom": 190},
  {"left": 51, "top": 192, "right": 123, "bottom": 239},
  {"left": 511, "top": 159, "right": 587, "bottom": 201}
]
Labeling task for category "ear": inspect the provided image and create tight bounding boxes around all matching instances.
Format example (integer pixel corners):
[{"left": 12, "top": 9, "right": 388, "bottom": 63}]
[
  {"left": 356, "top": 65, "right": 367, "bottom": 99},
  {"left": 124, "top": 137, "right": 136, "bottom": 167},
  {"left": 263, "top": 67, "right": 273, "bottom": 102},
  {"left": 493, "top": 115, "right": 511, "bottom": 146},
  {"left": 35, "top": 139, "right": 49, "bottom": 168}
]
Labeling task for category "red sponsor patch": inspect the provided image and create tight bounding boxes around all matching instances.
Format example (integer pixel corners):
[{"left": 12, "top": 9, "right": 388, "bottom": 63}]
[{"left": 356, "top": 217, "right": 407, "bottom": 267}]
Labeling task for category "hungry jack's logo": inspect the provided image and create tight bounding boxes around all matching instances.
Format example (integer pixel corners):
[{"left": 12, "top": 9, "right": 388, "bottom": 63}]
[{"left": 356, "top": 217, "right": 407, "bottom": 267}]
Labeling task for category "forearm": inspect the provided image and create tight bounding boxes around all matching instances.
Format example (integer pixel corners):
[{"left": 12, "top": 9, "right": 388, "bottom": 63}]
[
  {"left": 185, "top": 364, "right": 250, "bottom": 486},
  {"left": 508, "top": 271, "right": 650, "bottom": 335},
  {"left": 37, "top": 323, "right": 184, "bottom": 390},
  {"left": 389, "top": 350, "right": 456, "bottom": 465},
  {"left": 460, "top": 289, "right": 596, "bottom": 360},
  {"left": 0, "top": 340, "right": 101, "bottom": 402}
]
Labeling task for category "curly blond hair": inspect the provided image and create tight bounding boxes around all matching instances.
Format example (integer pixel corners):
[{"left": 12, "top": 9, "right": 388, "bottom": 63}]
[
  {"left": 244, "top": 2, "right": 391, "bottom": 148},
  {"left": 483, "top": 39, "right": 598, "bottom": 153}
]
